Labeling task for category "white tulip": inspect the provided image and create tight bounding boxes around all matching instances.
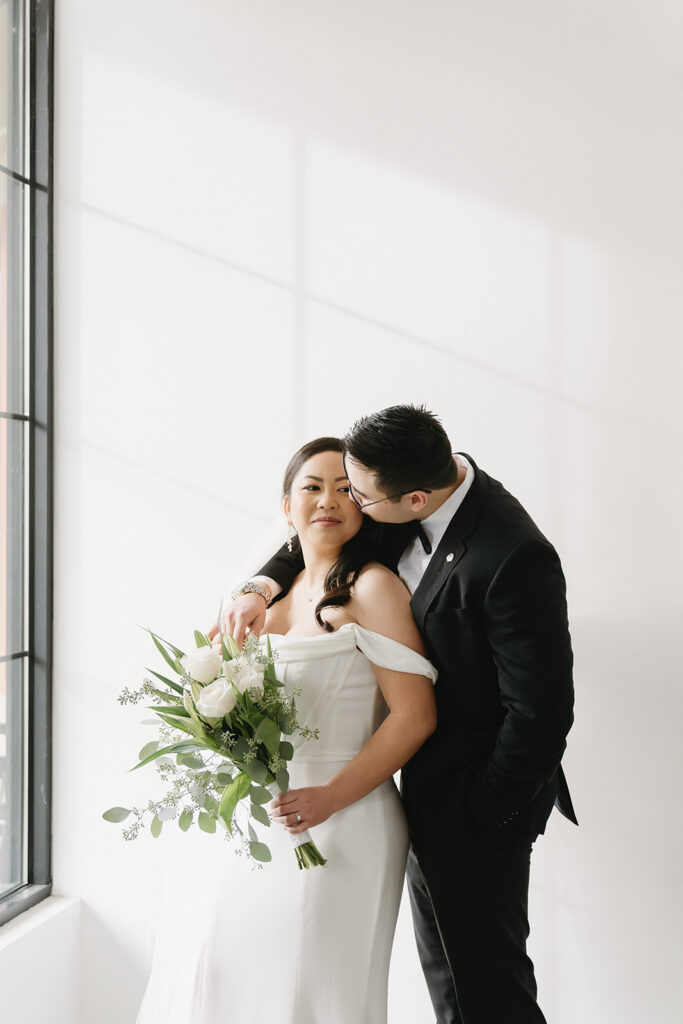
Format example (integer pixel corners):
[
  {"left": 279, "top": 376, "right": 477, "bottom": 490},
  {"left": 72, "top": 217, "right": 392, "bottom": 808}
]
[
  {"left": 196, "top": 677, "right": 237, "bottom": 719},
  {"left": 223, "top": 657, "right": 265, "bottom": 696},
  {"left": 181, "top": 645, "right": 222, "bottom": 684}
]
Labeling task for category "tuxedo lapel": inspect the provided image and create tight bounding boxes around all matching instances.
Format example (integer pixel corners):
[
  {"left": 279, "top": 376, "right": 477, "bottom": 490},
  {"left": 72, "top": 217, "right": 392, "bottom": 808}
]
[
  {"left": 410, "top": 539, "right": 466, "bottom": 631},
  {"left": 410, "top": 454, "right": 487, "bottom": 630}
]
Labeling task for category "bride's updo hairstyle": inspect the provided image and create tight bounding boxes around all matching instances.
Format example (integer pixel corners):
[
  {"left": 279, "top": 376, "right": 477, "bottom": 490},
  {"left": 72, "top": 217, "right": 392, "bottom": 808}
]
[{"left": 282, "top": 437, "right": 378, "bottom": 631}]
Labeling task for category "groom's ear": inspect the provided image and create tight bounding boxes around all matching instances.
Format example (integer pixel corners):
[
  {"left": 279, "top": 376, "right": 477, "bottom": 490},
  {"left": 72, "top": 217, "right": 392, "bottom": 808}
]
[{"left": 407, "top": 491, "right": 430, "bottom": 515}]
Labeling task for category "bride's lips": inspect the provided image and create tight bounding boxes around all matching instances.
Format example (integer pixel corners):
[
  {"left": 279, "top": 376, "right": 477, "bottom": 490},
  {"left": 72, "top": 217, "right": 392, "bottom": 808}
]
[{"left": 312, "top": 517, "right": 342, "bottom": 525}]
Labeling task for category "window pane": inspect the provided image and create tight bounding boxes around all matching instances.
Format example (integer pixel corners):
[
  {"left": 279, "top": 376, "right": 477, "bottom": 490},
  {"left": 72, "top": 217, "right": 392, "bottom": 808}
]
[
  {"left": 0, "top": 0, "right": 52, "bottom": 926},
  {"left": 0, "top": 1, "right": 25, "bottom": 178},
  {"left": 1, "top": 170, "right": 27, "bottom": 416},
  {"left": 0, "top": 416, "right": 25, "bottom": 658},
  {"left": 0, "top": 657, "right": 25, "bottom": 896}
]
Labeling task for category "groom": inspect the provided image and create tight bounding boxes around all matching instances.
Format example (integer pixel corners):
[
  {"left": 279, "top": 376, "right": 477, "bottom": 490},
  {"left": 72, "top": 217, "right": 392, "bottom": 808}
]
[{"left": 226, "top": 404, "right": 577, "bottom": 1024}]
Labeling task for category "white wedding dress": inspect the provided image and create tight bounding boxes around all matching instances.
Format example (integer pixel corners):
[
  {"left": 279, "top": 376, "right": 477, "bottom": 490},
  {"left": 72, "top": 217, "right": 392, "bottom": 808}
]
[{"left": 135, "top": 622, "right": 437, "bottom": 1024}]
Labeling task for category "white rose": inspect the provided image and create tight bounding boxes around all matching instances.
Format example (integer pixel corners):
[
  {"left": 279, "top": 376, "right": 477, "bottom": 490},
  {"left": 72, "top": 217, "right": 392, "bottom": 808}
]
[
  {"left": 196, "top": 677, "right": 237, "bottom": 719},
  {"left": 223, "top": 657, "right": 265, "bottom": 696},
  {"left": 181, "top": 645, "right": 222, "bottom": 684}
]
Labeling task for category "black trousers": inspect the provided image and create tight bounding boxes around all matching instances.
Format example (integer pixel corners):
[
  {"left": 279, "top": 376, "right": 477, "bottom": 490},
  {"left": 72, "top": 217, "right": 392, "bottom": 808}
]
[{"left": 406, "top": 822, "right": 548, "bottom": 1024}]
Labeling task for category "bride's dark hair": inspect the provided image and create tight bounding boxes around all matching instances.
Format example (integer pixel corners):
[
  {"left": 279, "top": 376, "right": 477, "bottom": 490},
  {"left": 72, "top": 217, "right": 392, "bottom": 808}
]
[{"left": 282, "top": 437, "right": 378, "bottom": 632}]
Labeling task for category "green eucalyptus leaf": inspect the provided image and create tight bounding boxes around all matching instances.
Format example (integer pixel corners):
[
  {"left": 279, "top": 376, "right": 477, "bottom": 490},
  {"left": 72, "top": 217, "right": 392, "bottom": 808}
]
[
  {"left": 198, "top": 811, "right": 216, "bottom": 834},
  {"left": 176, "top": 752, "right": 206, "bottom": 769},
  {"left": 279, "top": 741, "right": 294, "bottom": 761},
  {"left": 255, "top": 718, "right": 280, "bottom": 756},
  {"left": 130, "top": 739, "right": 207, "bottom": 771},
  {"left": 102, "top": 807, "right": 132, "bottom": 823},
  {"left": 279, "top": 714, "right": 293, "bottom": 735},
  {"left": 178, "top": 808, "right": 193, "bottom": 832},
  {"left": 249, "top": 785, "right": 273, "bottom": 805},
  {"left": 275, "top": 766, "right": 290, "bottom": 793},
  {"left": 139, "top": 740, "right": 159, "bottom": 761},
  {"left": 250, "top": 802, "right": 270, "bottom": 827},
  {"left": 231, "top": 736, "right": 251, "bottom": 762},
  {"left": 249, "top": 841, "right": 272, "bottom": 863},
  {"left": 216, "top": 770, "right": 233, "bottom": 787},
  {"left": 150, "top": 814, "right": 163, "bottom": 838},
  {"left": 248, "top": 822, "right": 257, "bottom": 842},
  {"left": 243, "top": 759, "right": 268, "bottom": 784}
]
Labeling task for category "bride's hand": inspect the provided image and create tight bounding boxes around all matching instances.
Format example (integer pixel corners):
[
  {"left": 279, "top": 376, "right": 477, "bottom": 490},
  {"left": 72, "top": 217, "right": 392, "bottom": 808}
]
[
  {"left": 206, "top": 593, "right": 268, "bottom": 649},
  {"left": 270, "top": 786, "right": 336, "bottom": 834}
]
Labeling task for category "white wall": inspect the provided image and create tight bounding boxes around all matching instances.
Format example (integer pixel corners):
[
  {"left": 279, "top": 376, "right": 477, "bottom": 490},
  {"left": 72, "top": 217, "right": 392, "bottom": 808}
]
[
  {"left": 0, "top": 898, "right": 81, "bottom": 1022},
  {"left": 47, "top": 2, "right": 682, "bottom": 1022}
]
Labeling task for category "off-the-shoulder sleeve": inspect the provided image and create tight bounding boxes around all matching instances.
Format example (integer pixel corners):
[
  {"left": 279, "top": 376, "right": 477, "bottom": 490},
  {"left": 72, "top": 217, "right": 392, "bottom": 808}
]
[{"left": 351, "top": 624, "right": 438, "bottom": 684}]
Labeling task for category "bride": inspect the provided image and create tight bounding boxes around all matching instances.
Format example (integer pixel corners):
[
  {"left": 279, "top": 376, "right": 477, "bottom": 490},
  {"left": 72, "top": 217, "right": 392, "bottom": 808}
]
[{"left": 135, "top": 436, "right": 437, "bottom": 1024}]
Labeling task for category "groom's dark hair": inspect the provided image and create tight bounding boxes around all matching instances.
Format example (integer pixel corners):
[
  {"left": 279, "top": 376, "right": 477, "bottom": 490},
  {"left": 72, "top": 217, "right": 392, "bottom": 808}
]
[{"left": 343, "top": 404, "right": 458, "bottom": 498}]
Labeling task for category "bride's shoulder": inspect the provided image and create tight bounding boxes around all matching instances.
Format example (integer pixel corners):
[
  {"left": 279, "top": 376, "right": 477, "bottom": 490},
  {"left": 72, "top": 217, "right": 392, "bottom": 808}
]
[
  {"left": 353, "top": 562, "right": 409, "bottom": 601},
  {"left": 349, "top": 563, "right": 425, "bottom": 653}
]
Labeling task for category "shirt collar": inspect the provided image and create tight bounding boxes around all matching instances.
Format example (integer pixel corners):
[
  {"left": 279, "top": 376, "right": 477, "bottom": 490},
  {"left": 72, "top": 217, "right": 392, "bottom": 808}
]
[{"left": 421, "top": 455, "right": 474, "bottom": 551}]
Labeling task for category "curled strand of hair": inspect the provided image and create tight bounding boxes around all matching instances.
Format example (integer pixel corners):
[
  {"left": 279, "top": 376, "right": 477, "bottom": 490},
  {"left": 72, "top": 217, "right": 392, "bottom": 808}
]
[{"left": 314, "top": 521, "right": 376, "bottom": 631}]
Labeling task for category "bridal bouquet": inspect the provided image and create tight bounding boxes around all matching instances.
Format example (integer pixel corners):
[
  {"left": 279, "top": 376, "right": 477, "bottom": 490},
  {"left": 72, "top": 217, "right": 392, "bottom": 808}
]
[{"left": 103, "top": 620, "right": 327, "bottom": 869}]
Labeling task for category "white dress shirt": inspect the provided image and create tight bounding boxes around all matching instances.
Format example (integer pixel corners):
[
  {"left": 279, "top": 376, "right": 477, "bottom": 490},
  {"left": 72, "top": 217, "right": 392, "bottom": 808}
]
[{"left": 397, "top": 454, "right": 474, "bottom": 595}]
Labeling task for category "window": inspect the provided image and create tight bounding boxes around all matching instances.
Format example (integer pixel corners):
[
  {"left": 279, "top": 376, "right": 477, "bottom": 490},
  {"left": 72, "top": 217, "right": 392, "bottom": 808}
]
[{"left": 0, "top": 0, "right": 53, "bottom": 927}]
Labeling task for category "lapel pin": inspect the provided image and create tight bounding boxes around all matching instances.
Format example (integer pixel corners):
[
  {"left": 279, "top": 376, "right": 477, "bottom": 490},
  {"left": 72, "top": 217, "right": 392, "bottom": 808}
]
[{"left": 446, "top": 552, "right": 454, "bottom": 562}]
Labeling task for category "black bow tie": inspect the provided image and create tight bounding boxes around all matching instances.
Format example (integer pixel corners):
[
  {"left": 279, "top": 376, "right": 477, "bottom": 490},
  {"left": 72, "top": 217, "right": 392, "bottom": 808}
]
[{"left": 412, "top": 521, "right": 432, "bottom": 555}]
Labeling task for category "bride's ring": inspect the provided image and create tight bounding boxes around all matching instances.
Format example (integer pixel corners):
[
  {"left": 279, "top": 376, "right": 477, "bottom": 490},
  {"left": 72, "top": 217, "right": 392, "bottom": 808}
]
[{"left": 296, "top": 813, "right": 302, "bottom": 823}]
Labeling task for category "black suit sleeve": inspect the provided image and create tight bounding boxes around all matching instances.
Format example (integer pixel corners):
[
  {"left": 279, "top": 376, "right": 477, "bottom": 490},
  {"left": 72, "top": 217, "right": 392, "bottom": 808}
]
[
  {"left": 258, "top": 543, "right": 304, "bottom": 592},
  {"left": 466, "top": 539, "right": 575, "bottom": 828}
]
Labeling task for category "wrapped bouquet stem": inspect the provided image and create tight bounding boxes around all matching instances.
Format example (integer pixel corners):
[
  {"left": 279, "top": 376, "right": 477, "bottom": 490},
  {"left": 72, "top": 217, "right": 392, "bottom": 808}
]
[
  {"left": 263, "top": 781, "right": 327, "bottom": 869},
  {"left": 104, "top": 620, "right": 327, "bottom": 869}
]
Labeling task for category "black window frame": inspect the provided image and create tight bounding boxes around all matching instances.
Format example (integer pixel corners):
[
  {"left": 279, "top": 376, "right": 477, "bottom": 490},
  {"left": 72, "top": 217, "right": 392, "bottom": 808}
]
[{"left": 0, "top": 0, "right": 54, "bottom": 928}]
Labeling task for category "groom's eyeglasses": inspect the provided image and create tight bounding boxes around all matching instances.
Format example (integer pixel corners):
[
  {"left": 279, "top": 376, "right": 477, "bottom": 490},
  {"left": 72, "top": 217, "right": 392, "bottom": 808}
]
[{"left": 342, "top": 453, "right": 432, "bottom": 511}]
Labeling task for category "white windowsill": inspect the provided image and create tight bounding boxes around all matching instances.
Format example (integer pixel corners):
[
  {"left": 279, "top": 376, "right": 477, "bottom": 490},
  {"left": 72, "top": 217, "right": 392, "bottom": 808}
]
[{"left": 0, "top": 894, "right": 80, "bottom": 951}]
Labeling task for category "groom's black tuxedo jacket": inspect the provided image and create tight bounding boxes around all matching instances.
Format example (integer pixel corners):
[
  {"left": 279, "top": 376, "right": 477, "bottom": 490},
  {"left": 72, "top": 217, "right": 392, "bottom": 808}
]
[{"left": 259, "top": 454, "right": 577, "bottom": 843}]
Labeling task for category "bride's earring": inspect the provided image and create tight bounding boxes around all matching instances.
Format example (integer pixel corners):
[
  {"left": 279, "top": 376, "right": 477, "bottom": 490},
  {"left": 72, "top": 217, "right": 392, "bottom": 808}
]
[{"left": 287, "top": 522, "right": 296, "bottom": 553}]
